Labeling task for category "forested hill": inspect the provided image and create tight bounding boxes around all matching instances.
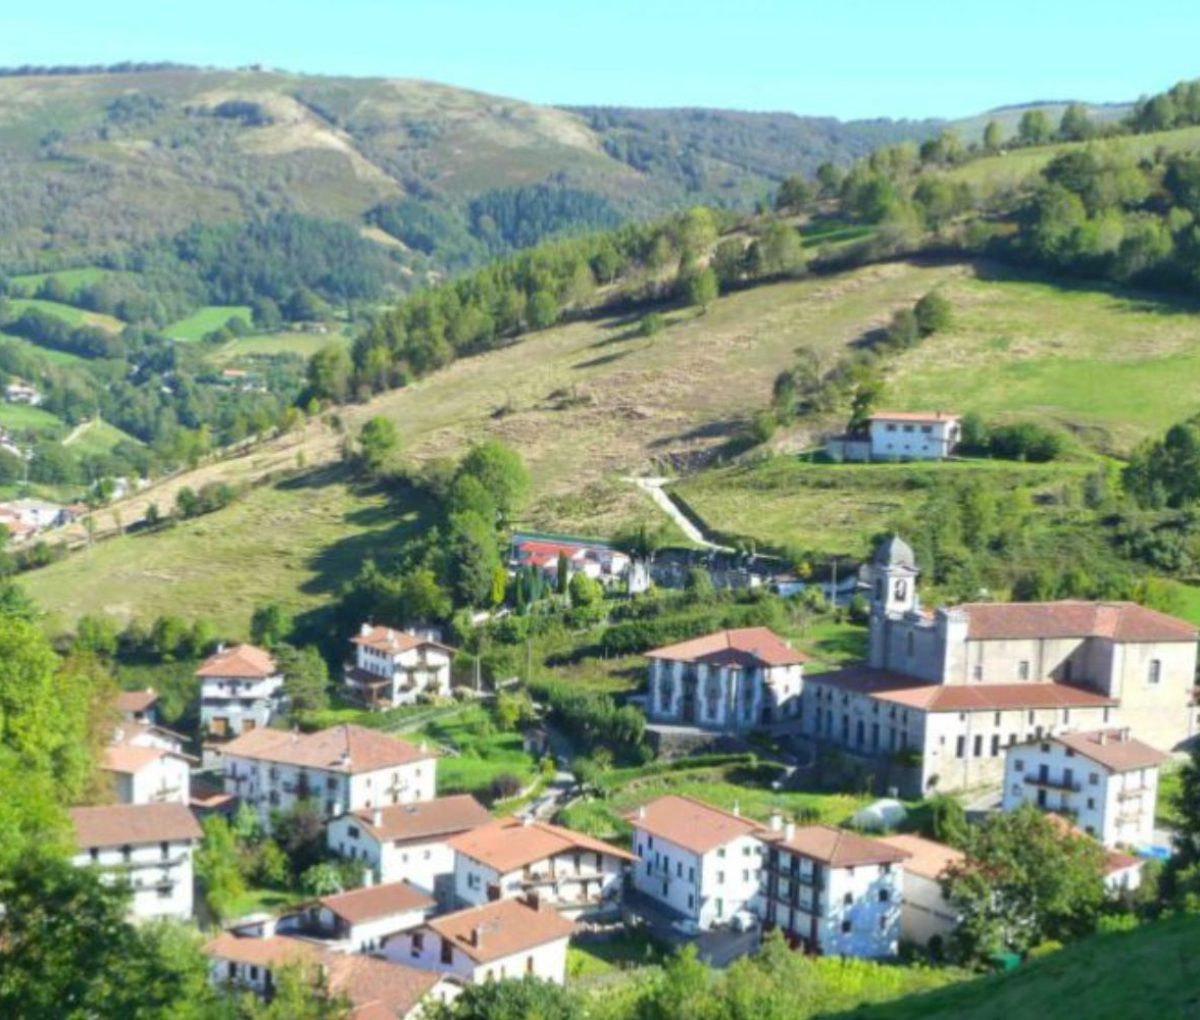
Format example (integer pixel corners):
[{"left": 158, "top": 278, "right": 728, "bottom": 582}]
[{"left": 0, "top": 66, "right": 938, "bottom": 278}]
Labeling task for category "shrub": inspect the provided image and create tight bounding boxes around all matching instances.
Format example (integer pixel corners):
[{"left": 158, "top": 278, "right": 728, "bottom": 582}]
[
  {"left": 639, "top": 312, "right": 665, "bottom": 337},
  {"left": 914, "top": 291, "right": 952, "bottom": 335},
  {"left": 988, "top": 422, "right": 1065, "bottom": 462},
  {"left": 490, "top": 772, "right": 524, "bottom": 800}
]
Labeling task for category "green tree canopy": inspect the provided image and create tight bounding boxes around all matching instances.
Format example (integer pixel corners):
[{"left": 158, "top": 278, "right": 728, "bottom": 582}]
[{"left": 457, "top": 440, "right": 530, "bottom": 518}]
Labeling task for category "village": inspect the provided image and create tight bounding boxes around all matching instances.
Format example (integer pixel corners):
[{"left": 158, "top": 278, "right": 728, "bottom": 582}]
[{"left": 61, "top": 408, "right": 1200, "bottom": 1019}]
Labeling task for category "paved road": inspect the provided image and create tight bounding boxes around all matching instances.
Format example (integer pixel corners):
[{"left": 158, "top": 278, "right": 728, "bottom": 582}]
[{"left": 629, "top": 476, "right": 731, "bottom": 551}]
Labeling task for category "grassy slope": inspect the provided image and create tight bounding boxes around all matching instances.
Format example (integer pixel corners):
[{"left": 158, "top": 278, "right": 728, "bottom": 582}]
[
  {"left": 0, "top": 401, "right": 66, "bottom": 435},
  {"left": 835, "top": 914, "right": 1200, "bottom": 1020},
  {"left": 165, "top": 305, "right": 253, "bottom": 342},
  {"left": 62, "top": 418, "right": 143, "bottom": 456},
  {"left": 8, "top": 297, "right": 124, "bottom": 334},
  {"left": 209, "top": 328, "right": 354, "bottom": 361}
]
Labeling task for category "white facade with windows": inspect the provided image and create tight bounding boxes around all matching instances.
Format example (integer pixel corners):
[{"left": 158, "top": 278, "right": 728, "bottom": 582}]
[
  {"left": 70, "top": 803, "right": 202, "bottom": 922},
  {"left": 196, "top": 644, "right": 284, "bottom": 740},
  {"left": 1002, "top": 729, "right": 1166, "bottom": 847},
  {"left": 345, "top": 624, "right": 455, "bottom": 709},
  {"left": 103, "top": 746, "right": 192, "bottom": 806},
  {"left": 221, "top": 725, "right": 437, "bottom": 831},
  {"left": 867, "top": 412, "right": 961, "bottom": 461}
]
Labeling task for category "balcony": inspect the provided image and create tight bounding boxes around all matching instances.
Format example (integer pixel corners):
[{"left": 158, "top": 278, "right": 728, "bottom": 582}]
[
  {"left": 1024, "top": 774, "right": 1081, "bottom": 793},
  {"left": 1117, "top": 785, "right": 1152, "bottom": 801}
]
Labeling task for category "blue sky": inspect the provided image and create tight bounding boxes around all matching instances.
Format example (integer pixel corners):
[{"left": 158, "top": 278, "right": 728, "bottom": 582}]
[{"left": 3, "top": 1, "right": 1198, "bottom": 120}]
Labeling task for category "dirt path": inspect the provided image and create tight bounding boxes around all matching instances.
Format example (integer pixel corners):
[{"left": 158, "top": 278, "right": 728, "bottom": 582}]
[{"left": 629, "top": 476, "right": 731, "bottom": 550}]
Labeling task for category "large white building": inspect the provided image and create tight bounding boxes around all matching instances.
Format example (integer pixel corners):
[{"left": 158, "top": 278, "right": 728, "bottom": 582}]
[
  {"left": 221, "top": 724, "right": 437, "bottom": 829},
  {"left": 1002, "top": 729, "right": 1167, "bottom": 847},
  {"left": 875, "top": 833, "right": 963, "bottom": 950},
  {"left": 761, "top": 821, "right": 907, "bottom": 958},
  {"left": 345, "top": 625, "right": 456, "bottom": 709},
  {"left": 645, "top": 628, "right": 806, "bottom": 732},
  {"left": 328, "top": 794, "right": 492, "bottom": 892},
  {"left": 448, "top": 817, "right": 635, "bottom": 918},
  {"left": 384, "top": 896, "right": 576, "bottom": 986},
  {"left": 800, "top": 535, "right": 1199, "bottom": 794},
  {"left": 629, "top": 795, "right": 767, "bottom": 931},
  {"left": 70, "top": 803, "right": 202, "bottom": 922},
  {"left": 866, "top": 411, "right": 961, "bottom": 461},
  {"left": 197, "top": 644, "right": 285, "bottom": 740}
]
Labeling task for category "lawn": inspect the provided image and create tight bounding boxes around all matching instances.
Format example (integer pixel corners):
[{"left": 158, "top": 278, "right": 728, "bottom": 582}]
[
  {"left": 839, "top": 913, "right": 1200, "bottom": 1020},
  {"left": 674, "top": 457, "right": 1079, "bottom": 558},
  {"left": 167, "top": 305, "right": 254, "bottom": 342},
  {"left": 10, "top": 266, "right": 112, "bottom": 292},
  {"left": 404, "top": 706, "right": 540, "bottom": 799},
  {"left": 8, "top": 297, "right": 124, "bottom": 334},
  {"left": 558, "top": 767, "right": 872, "bottom": 843},
  {"left": 210, "top": 329, "right": 354, "bottom": 361},
  {"left": 23, "top": 465, "right": 431, "bottom": 637},
  {"left": 568, "top": 931, "right": 666, "bottom": 980},
  {"left": 0, "top": 332, "right": 88, "bottom": 365}
]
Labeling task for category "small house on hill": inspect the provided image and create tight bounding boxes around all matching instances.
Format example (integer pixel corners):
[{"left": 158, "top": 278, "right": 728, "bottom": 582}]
[{"left": 827, "top": 410, "right": 961, "bottom": 463}]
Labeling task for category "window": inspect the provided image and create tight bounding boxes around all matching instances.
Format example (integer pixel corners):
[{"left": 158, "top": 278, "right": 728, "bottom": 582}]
[
  {"left": 717, "top": 871, "right": 725, "bottom": 885},
  {"left": 973, "top": 735, "right": 983, "bottom": 758},
  {"left": 841, "top": 919, "right": 852, "bottom": 933},
  {"left": 157, "top": 885, "right": 172, "bottom": 899},
  {"left": 955, "top": 736, "right": 965, "bottom": 759},
  {"left": 1087, "top": 798, "right": 1096, "bottom": 810},
  {"left": 717, "top": 848, "right": 726, "bottom": 859},
  {"left": 688, "top": 893, "right": 695, "bottom": 909},
  {"left": 743, "top": 870, "right": 750, "bottom": 882},
  {"left": 972, "top": 664, "right": 983, "bottom": 681},
  {"left": 347, "top": 825, "right": 359, "bottom": 839},
  {"left": 991, "top": 735, "right": 1000, "bottom": 757},
  {"left": 121, "top": 845, "right": 132, "bottom": 863},
  {"left": 844, "top": 892, "right": 853, "bottom": 905},
  {"left": 879, "top": 888, "right": 890, "bottom": 903},
  {"left": 89, "top": 848, "right": 99, "bottom": 862},
  {"left": 1089, "top": 772, "right": 1099, "bottom": 785},
  {"left": 676, "top": 861, "right": 682, "bottom": 878},
  {"left": 1018, "top": 661, "right": 1030, "bottom": 681},
  {"left": 906, "top": 632, "right": 914, "bottom": 657},
  {"left": 1149, "top": 660, "right": 1162, "bottom": 685},
  {"left": 440, "top": 938, "right": 454, "bottom": 965},
  {"left": 994, "top": 712, "right": 1002, "bottom": 727},
  {"left": 160, "top": 841, "right": 169, "bottom": 860},
  {"left": 1014, "top": 758, "right": 1025, "bottom": 773},
  {"left": 689, "top": 866, "right": 695, "bottom": 882},
  {"left": 1011, "top": 784, "right": 1021, "bottom": 795}
]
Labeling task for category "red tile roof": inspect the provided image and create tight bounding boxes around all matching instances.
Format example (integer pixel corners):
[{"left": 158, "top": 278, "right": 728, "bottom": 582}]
[
  {"left": 351, "top": 626, "right": 454, "bottom": 654},
  {"left": 348, "top": 795, "right": 491, "bottom": 844},
  {"left": 1047, "top": 729, "right": 1169, "bottom": 772},
  {"left": 101, "top": 743, "right": 181, "bottom": 775},
  {"left": 220, "top": 725, "right": 435, "bottom": 774},
  {"left": 646, "top": 627, "right": 807, "bottom": 668},
  {"left": 962, "top": 601, "right": 1197, "bottom": 643},
  {"left": 869, "top": 410, "right": 959, "bottom": 423},
  {"left": 115, "top": 689, "right": 158, "bottom": 714},
  {"left": 875, "top": 833, "right": 964, "bottom": 881},
  {"left": 71, "top": 803, "right": 202, "bottom": 848},
  {"left": 811, "top": 667, "right": 1117, "bottom": 712},
  {"left": 628, "top": 794, "right": 764, "bottom": 855},
  {"left": 776, "top": 825, "right": 910, "bottom": 867},
  {"left": 196, "top": 644, "right": 278, "bottom": 679},
  {"left": 425, "top": 898, "right": 576, "bottom": 964},
  {"left": 448, "top": 817, "right": 637, "bottom": 873},
  {"left": 318, "top": 881, "right": 434, "bottom": 925}
]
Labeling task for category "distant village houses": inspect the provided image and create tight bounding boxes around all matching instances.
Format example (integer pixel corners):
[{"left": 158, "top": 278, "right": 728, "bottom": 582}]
[{"left": 4, "top": 380, "right": 43, "bottom": 405}]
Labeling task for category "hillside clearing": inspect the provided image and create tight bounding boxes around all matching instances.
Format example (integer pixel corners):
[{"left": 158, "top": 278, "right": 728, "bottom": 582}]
[
  {"left": 8, "top": 297, "right": 124, "bottom": 334},
  {"left": 166, "top": 305, "right": 254, "bottom": 341}
]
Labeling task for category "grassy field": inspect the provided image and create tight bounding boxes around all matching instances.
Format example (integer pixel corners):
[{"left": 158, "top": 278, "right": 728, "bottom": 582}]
[
  {"left": 24, "top": 465, "right": 431, "bottom": 636},
  {"left": 10, "top": 266, "right": 111, "bottom": 292},
  {"left": 840, "top": 914, "right": 1200, "bottom": 1020},
  {"left": 8, "top": 297, "right": 124, "bottom": 334},
  {"left": 62, "top": 418, "right": 143, "bottom": 456},
  {"left": 210, "top": 329, "right": 354, "bottom": 361},
  {"left": 167, "top": 305, "right": 254, "bottom": 342},
  {"left": 674, "top": 457, "right": 1081, "bottom": 559},
  {"left": 0, "top": 401, "right": 67, "bottom": 436}
]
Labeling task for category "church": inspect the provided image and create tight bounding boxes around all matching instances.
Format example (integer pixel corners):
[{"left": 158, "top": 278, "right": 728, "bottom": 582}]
[{"left": 799, "top": 536, "right": 1200, "bottom": 794}]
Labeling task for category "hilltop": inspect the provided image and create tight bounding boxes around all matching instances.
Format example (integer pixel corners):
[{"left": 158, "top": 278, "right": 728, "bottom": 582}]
[{"left": 0, "top": 65, "right": 934, "bottom": 274}]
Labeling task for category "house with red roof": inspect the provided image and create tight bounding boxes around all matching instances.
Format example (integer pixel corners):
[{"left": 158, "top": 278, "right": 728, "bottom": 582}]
[
  {"left": 799, "top": 535, "right": 1199, "bottom": 795},
  {"left": 511, "top": 531, "right": 635, "bottom": 589},
  {"left": 645, "top": 627, "right": 807, "bottom": 732},
  {"left": 345, "top": 624, "right": 456, "bottom": 709},
  {"left": 196, "top": 643, "right": 284, "bottom": 740}
]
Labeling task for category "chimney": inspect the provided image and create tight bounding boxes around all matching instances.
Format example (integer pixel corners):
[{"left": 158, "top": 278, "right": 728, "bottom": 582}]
[
  {"left": 521, "top": 814, "right": 534, "bottom": 827},
  {"left": 217, "top": 642, "right": 226, "bottom": 654},
  {"left": 373, "top": 807, "right": 382, "bottom": 828},
  {"left": 1097, "top": 731, "right": 1106, "bottom": 745},
  {"left": 784, "top": 821, "right": 796, "bottom": 841},
  {"left": 637, "top": 805, "right": 646, "bottom": 820},
  {"left": 732, "top": 800, "right": 741, "bottom": 818},
  {"left": 360, "top": 623, "right": 372, "bottom": 636},
  {"left": 1120, "top": 727, "right": 1131, "bottom": 743},
  {"left": 471, "top": 925, "right": 484, "bottom": 948},
  {"left": 768, "top": 810, "right": 783, "bottom": 833},
  {"left": 524, "top": 890, "right": 543, "bottom": 911}
]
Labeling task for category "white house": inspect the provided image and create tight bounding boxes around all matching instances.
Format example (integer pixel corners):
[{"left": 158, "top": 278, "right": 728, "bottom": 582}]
[
  {"left": 629, "top": 794, "right": 767, "bottom": 931},
  {"left": 205, "top": 929, "right": 458, "bottom": 1019},
  {"left": 1002, "top": 728, "right": 1167, "bottom": 847},
  {"left": 280, "top": 881, "right": 436, "bottom": 954},
  {"left": 384, "top": 896, "right": 576, "bottom": 986},
  {"left": 866, "top": 411, "right": 961, "bottom": 461},
  {"left": 512, "top": 534, "right": 633, "bottom": 588},
  {"left": 345, "top": 625, "right": 456, "bottom": 709},
  {"left": 221, "top": 724, "right": 437, "bottom": 831},
  {"left": 448, "top": 817, "right": 636, "bottom": 918},
  {"left": 115, "top": 689, "right": 160, "bottom": 726},
  {"left": 800, "top": 534, "right": 1199, "bottom": 794},
  {"left": 646, "top": 628, "right": 806, "bottom": 732},
  {"left": 101, "top": 743, "right": 192, "bottom": 806},
  {"left": 5, "top": 381, "right": 43, "bottom": 405},
  {"left": 761, "top": 820, "right": 907, "bottom": 958},
  {"left": 875, "top": 833, "right": 963, "bottom": 950},
  {"left": 197, "top": 644, "right": 285, "bottom": 740},
  {"left": 70, "top": 803, "right": 202, "bottom": 922},
  {"left": 328, "top": 794, "right": 492, "bottom": 892}
]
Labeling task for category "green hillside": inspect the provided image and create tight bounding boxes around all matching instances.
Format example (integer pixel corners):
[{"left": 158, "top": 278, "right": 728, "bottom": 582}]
[{"left": 834, "top": 914, "right": 1200, "bottom": 1020}]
